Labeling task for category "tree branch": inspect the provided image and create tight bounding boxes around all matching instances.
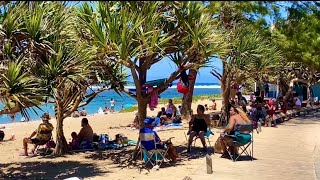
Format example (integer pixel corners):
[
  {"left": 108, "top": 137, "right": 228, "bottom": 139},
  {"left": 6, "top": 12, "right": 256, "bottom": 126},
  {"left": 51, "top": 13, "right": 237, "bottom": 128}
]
[
  {"left": 210, "top": 69, "right": 222, "bottom": 80},
  {"left": 148, "top": 63, "right": 194, "bottom": 98}
]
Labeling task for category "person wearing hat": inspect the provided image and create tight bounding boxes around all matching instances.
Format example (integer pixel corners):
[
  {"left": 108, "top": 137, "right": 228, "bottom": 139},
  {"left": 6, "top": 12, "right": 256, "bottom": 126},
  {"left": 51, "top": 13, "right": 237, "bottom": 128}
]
[
  {"left": 139, "top": 117, "right": 181, "bottom": 163},
  {"left": 21, "top": 113, "right": 54, "bottom": 156}
]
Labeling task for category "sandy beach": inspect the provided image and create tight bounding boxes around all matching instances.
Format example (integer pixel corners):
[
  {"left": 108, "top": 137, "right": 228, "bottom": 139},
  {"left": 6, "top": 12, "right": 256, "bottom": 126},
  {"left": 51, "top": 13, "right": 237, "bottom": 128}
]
[{"left": 1, "top": 99, "right": 320, "bottom": 180}]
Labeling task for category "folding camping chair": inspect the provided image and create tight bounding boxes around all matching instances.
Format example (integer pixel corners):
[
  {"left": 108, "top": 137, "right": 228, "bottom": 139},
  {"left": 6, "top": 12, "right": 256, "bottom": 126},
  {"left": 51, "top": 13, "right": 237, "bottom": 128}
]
[
  {"left": 184, "top": 128, "right": 214, "bottom": 152},
  {"left": 139, "top": 132, "right": 171, "bottom": 168},
  {"left": 223, "top": 123, "right": 254, "bottom": 162},
  {"left": 34, "top": 136, "right": 55, "bottom": 156}
]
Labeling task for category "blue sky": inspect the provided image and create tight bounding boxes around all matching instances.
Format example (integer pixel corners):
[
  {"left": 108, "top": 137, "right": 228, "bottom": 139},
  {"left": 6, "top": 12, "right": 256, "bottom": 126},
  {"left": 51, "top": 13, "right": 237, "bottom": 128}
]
[{"left": 141, "top": 57, "right": 223, "bottom": 84}]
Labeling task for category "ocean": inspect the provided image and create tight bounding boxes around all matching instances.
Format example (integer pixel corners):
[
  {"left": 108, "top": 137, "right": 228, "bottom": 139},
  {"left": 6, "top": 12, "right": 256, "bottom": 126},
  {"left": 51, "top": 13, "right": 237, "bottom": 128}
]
[{"left": 0, "top": 83, "right": 221, "bottom": 124}]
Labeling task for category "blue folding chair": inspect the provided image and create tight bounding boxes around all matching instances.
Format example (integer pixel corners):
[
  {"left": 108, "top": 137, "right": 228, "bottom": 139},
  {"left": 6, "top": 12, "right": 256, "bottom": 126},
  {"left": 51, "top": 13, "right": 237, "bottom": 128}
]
[{"left": 139, "top": 132, "right": 170, "bottom": 168}]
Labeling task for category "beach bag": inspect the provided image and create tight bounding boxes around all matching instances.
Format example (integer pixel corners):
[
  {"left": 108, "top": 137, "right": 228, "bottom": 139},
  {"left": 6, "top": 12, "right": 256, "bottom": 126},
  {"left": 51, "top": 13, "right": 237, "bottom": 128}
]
[
  {"left": 214, "top": 137, "right": 224, "bottom": 154},
  {"left": 115, "top": 134, "right": 128, "bottom": 144},
  {"left": 46, "top": 140, "right": 56, "bottom": 149},
  {"left": 0, "top": 130, "right": 4, "bottom": 141},
  {"left": 177, "top": 79, "right": 189, "bottom": 94},
  {"left": 173, "top": 116, "right": 182, "bottom": 123},
  {"left": 98, "top": 134, "right": 109, "bottom": 143}
]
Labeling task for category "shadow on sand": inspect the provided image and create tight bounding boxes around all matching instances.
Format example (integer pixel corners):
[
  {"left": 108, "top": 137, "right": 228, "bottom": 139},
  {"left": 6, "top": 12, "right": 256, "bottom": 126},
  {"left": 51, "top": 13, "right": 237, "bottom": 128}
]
[
  {"left": 0, "top": 160, "right": 109, "bottom": 179},
  {"left": 83, "top": 144, "right": 215, "bottom": 172}
]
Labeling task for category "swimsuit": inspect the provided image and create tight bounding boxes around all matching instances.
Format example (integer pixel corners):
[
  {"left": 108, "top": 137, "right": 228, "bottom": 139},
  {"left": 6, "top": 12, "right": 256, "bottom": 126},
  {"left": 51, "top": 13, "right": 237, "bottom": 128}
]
[{"left": 191, "top": 117, "right": 208, "bottom": 134}]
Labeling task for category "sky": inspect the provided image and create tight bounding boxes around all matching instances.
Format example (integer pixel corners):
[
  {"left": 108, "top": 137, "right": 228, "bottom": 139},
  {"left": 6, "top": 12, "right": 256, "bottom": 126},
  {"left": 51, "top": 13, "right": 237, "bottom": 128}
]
[{"left": 140, "top": 57, "right": 223, "bottom": 84}]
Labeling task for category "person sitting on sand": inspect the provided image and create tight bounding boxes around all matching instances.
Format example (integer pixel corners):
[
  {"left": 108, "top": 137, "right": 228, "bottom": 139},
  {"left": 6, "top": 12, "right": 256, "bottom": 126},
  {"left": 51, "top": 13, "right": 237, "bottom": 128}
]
[
  {"left": 22, "top": 113, "right": 54, "bottom": 156},
  {"left": 157, "top": 107, "right": 168, "bottom": 124},
  {"left": 72, "top": 110, "right": 80, "bottom": 118},
  {"left": 78, "top": 118, "right": 94, "bottom": 148},
  {"left": 103, "top": 105, "right": 109, "bottom": 113},
  {"left": 166, "top": 99, "right": 177, "bottom": 120},
  {"left": 140, "top": 117, "right": 181, "bottom": 163},
  {"left": 80, "top": 108, "right": 87, "bottom": 116},
  {"left": 69, "top": 132, "right": 80, "bottom": 150},
  {"left": 176, "top": 105, "right": 182, "bottom": 116},
  {"left": 209, "top": 99, "right": 217, "bottom": 110},
  {"left": 204, "top": 104, "right": 209, "bottom": 111},
  {"left": 125, "top": 112, "right": 139, "bottom": 129},
  {"left": 187, "top": 105, "right": 211, "bottom": 153}
]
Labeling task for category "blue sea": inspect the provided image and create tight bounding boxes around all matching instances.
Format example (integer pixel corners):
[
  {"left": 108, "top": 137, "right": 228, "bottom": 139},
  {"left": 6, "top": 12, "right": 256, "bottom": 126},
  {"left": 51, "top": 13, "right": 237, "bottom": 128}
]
[{"left": 0, "top": 83, "right": 221, "bottom": 124}]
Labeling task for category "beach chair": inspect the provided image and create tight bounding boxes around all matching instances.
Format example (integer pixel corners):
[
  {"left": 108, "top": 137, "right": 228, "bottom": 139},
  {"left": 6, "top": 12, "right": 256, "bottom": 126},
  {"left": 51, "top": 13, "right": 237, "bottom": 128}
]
[
  {"left": 139, "top": 132, "right": 170, "bottom": 168},
  {"left": 34, "top": 137, "right": 55, "bottom": 156},
  {"left": 223, "top": 123, "right": 254, "bottom": 162},
  {"left": 184, "top": 128, "right": 214, "bottom": 152}
]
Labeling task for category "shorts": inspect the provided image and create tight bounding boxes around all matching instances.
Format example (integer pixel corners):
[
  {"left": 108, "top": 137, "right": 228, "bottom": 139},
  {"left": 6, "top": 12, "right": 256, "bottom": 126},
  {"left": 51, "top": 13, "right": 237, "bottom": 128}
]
[
  {"left": 166, "top": 113, "right": 173, "bottom": 119},
  {"left": 31, "top": 138, "right": 48, "bottom": 145},
  {"left": 111, "top": 106, "right": 115, "bottom": 110}
]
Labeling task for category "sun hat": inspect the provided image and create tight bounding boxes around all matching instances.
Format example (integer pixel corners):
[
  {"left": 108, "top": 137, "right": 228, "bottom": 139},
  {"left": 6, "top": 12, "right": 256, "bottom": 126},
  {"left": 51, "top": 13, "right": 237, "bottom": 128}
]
[
  {"left": 144, "top": 117, "right": 155, "bottom": 125},
  {"left": 41, "top": 113, "right": 51, "bottom": 120}
]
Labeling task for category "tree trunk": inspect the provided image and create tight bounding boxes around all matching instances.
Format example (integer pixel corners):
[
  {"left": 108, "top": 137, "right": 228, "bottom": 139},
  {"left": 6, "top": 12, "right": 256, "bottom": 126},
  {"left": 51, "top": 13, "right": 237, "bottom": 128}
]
[
  {"left": 279, "top": 78, "right": 289, "bottom": 96},
  {"left": 284, "top": 78, "right": 309, "bottom": 101},
  {"left": 54, "top": 115, "right": 68, "bottom": 155},
  {"left": 219, "top": 71, "right": 230, "bottom": 127},
  {"left": 181, "top": 68, "right": 197, "bottom": 120},
  {"left": 307, "top": 85, "right": 311, "bottom": 102},
  {"left": 137, "top": 98, "right": 148, "bottom": 128}
]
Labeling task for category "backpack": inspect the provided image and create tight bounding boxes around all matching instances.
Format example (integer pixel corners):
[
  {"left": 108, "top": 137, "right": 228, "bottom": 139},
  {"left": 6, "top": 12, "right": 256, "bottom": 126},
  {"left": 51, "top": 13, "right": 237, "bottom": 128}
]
[
  {"left": 98, "top": 134, "right": 109, "bottom": 144},
  {"left": 0, "top": 130, "right": 4, "bottom": 141}
]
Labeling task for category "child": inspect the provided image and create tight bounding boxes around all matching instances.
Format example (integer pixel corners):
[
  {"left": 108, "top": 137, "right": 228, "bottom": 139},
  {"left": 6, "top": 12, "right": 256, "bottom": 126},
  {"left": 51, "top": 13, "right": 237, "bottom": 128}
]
[
  {"left": 266, "top": 99, "right": 277, "bottom": 128},
  {"left": 176, "top": 105, "right": 182, "bottom": 116},
  {"left": 204, "top": 104, "right": 209, "bottom": 111},
  {"left": 69, "top": 132, "right": 80, "bottom": 150},
  {"left": 209, "top": 99, "right": 217, "bottom": 110}
]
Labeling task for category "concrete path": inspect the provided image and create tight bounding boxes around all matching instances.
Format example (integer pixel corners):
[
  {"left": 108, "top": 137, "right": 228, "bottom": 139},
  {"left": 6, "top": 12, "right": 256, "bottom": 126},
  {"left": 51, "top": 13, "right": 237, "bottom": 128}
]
[{"left": 187, "top": 115, "right": 320, "bottom": 180}]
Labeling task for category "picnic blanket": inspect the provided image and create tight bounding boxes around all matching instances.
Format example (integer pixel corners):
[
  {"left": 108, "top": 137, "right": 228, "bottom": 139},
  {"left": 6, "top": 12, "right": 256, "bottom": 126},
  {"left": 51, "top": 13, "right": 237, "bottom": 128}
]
[
  {"left": 97, "top": 140, "right": 137, "bottom": 150},
  {"left": 154, "top": 123, "right": 184, "bottom": 131}
]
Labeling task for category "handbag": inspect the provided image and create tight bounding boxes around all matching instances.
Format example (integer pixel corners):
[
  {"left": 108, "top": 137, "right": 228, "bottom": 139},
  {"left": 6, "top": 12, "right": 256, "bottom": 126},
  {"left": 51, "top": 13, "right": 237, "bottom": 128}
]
[{"left": 214, "top": 137, "right": 224, "bottom": 154}]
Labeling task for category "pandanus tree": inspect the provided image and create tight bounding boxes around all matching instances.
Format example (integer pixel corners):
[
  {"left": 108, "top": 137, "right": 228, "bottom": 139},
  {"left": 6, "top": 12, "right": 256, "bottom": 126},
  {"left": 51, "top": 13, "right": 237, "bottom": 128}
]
[
  {"left": 77, "top": 1, "right": 224, "bottom": 125},
  {"left": 170, "top": 2, "right": 227, "bottom": 120},
  {"left": 0, "top": 2, "right": 127, "bottom": 155},
  {"left": 208, "top": 3, "right": 282, "bottom": 125},
  {"left": 0, "top": 2, "right": 47, "bottom": 117}
]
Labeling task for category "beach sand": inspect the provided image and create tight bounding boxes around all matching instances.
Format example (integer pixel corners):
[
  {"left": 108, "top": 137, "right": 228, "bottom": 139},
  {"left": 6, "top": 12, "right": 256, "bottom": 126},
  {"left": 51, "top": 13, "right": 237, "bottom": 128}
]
[
  {"left": 0, "top": 99, "right": 221, "bottom": 179},
  {"left": 1, "top": 99, "right": 320, "bottom": 180}
]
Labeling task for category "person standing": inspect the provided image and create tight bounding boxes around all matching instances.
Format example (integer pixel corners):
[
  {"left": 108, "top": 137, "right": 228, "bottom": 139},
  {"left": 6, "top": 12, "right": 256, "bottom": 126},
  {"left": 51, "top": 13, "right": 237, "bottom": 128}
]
[
  {"left": 110, "top": 98, "right": 116, "bottom": 112},
  {"left": 10, "top": 113, "right": 15, "bottom": 123},
  {"left": 264, "top": 83, "right": 269, "bottom": 98}
]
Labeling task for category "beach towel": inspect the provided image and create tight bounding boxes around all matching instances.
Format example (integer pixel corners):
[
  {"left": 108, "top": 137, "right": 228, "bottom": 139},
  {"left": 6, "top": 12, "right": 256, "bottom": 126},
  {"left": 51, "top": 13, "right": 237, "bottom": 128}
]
[
  {"left": 79, "top": 141, "right": 93, "bottom": 150},
  {"left": 165, "top": 123, "right": 183, "bottom": 127},
  {"left": 97, "top": 140, "right": 137, "bottom": 150},
  {"left": 154, "top": 123, "right": 183, "bottom": 131}
]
